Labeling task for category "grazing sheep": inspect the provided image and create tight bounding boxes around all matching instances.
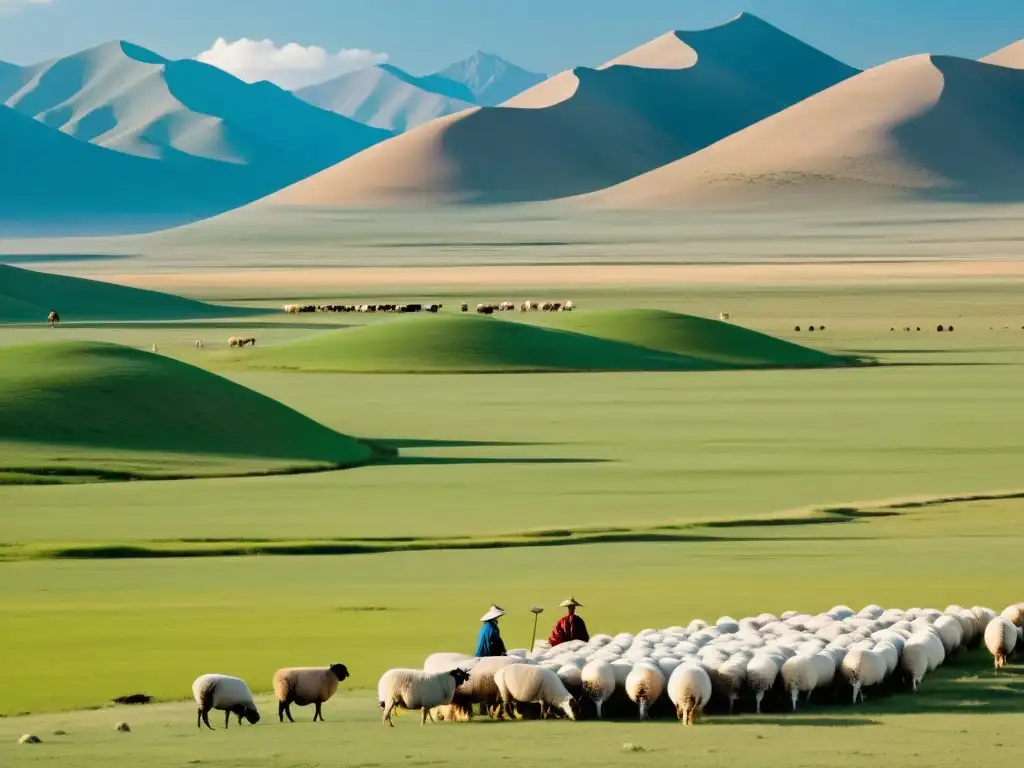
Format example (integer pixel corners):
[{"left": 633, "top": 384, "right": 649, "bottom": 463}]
[
  {"left": 932, "top": 616, "right": 964, "bottom": 656},
  {"left": 794, "top": 325, "right": 801, "bottom": 332},
  {"left": 423, "top": 653, "right": 479, "bottom": 674},
  {"left": 711, "top": 658, "right": 746, "bottom": 714},
  {"left": 115, "top": 722, "right": 130, "bottom": 732},
  {"left": 745, "top": 655, "right": 779, "bottom": 714},
  {"left": 840, "top": 649, "right": 887, "bottom": 703},
  {"left": 378, "top": 668, "right": 471, "bottom": 727},
  {"left": 437, "top": 656, "right": 516, "bottom": 721},
  {"left": 625, "top": 663, "right": 666, "bottom": 720},
  {"left": 229, "top": 336, "right": 241, "bottom": 348},
  {"left": 667, "top": 664, "right": 712, "bottom": 725},
  {"left": 581, "top": 660, "right": 616, "bottom": 719},
  {"left": 937, "top": 324, "right": 945, "bottom": 332},
  {"left": 985, "top": 618, "right": 1018, "bottom": 670},
  {"left": 780, "top": 655, "right": 818, "bottom": 711},
  {"left": 461, "top": 303, "right": 469, "bottom": 312},
  {"left": 47, "top": 310, "right": 60, "bottom": 328},
  {"left": 719, "top": 312, "right": 730, "bottom": 321},
  {"left": 494, "top": 663, "right": 578, "bottom": 721},
  {"left": 151, "top": 344, "right": 158, "bottom": 353},
  {"left": 901, "top": 640, "right": 929, "bottom": 691},
  {"left": 192, "top": 674, "right": 260, "bottom": 730},
  {"left": 195, "top": 340, "right": 203, "bottom": 349},
  {"left": 273, "top": 663, "right": 350, "bottom": 722},
  {"left": 19, "top": 734, "right": 42, "bottom": 744},
  {"left": 1000, "top": 603, "right": 1024, "bottom": 628}
]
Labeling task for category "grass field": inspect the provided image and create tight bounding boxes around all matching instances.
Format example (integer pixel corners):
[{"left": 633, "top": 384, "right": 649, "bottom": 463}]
[{"left": 2, "top": 206, "right": 1024, "bottom": 765}]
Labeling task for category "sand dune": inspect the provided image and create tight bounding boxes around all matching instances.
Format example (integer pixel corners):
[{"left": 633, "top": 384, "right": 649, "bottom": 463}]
[
  {"left": 295, "top": 64, "right": 475, "bottom": 131},
  {"left": 270, "top": 13, "right": 856, "bottom": 206},
  {"left": 2, "top": 41, "right": 389, "bottom": 196},
  {"left": 584, "top": 55, "right": 1024, "bottom": 207},
  {"left": 0, "top": 104, "right": 248, "bottom": 235},
  {"left": 982, "top": 40, "right": 1024, "bottom": 68}
]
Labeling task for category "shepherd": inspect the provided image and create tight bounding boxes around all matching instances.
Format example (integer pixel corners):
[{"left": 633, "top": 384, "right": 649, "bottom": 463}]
[
  {"left": 475, "top": 605, "right": 507, "bottom": 657},
  {"left": 47, "top": 309, "right": 60, "bottom": 329},
  {"left": 548, "top": 597, "right": 589, "bottom": 647}
]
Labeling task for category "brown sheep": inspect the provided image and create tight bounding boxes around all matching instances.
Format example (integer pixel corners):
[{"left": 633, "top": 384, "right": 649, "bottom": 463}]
[{"left": 274, "top": 664, "right": 350, "bottom": 722}]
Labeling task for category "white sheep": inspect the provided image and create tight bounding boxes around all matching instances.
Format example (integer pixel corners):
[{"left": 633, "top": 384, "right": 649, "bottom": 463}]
[
  {"left": 557, "top": 665, "right": 584, "bottom": 696},
  {"left": 192, "top": 674, "right": 260, "bottom": 730},
  {"left": 378, "top": 668, "right": 470, "bottom": 727},
  {"left": 840, "top": 649, "right": 887, "bottom": 703},
  {"left": 667, "top": 664, "right": 712, "bottom": 725},
  {"left": 581, "top": 660, "right": 616, "bottom": 719},
  {"left": 494, "top": 663, "right": 578, "bottom": 721},
  {"left": 745, "top": 655, "right": 779, "bottom": 714},
  {"left": 438, "top": 656, "right": 519, "bottom": 721},
  {"left": 1001, "top": 603, "right": 1024, "bottom": 628},
  {"left": 423, "top": 653, "right": 480, "bottom": 674},
  {"left": 711, "top": 658, "right": 746, "bottom": 714},
  {"left": 984, "top": 617, "right": 1018, "bottom": 670},
  {"left": 625, "top": 663, "right": 665, "bottom": 720},
  {"left": 932, "top": 616, "right": 963, "bottom": 656},
  {"left": 273, "top": 663, "right": 349, "bottom": 722},
  {"left": 780, "top": 656, "right": 818, "bottom": 711},
  {"left": 901, "top": 640, "right": 929, "bottom": 691}
]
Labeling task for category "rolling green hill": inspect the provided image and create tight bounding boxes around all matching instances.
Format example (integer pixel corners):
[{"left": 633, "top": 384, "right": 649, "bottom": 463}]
[
  {"left": 0, "top": 341, "right": 375, "bottom": 482},
  {"left": 228, "top": 313, "right": 697, "bottom": 373},
  {"left": 0, "top": 264, "right": 248, "bottom": 323},
  {"left": 531, "top": 308, "right": 853, "bottom": 368},
  {"left": 226, "top": 311, "right": 853, "bottom": 373}
]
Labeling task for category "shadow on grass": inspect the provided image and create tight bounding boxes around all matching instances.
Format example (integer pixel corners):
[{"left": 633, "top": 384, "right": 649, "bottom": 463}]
[
  {"left": 372, "top": 437, "right": 555, "bottom": 450},
  {"left": 378, "top": 456, "right": 608, "bottom": 467},
  {"left": 710, "top": 716, "right": 876, "bottom": 727}
]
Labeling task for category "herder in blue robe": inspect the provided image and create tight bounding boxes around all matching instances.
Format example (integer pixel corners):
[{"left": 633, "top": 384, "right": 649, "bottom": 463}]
[{"left": 475, "top": 604, "right": 507, "bottom": 657}]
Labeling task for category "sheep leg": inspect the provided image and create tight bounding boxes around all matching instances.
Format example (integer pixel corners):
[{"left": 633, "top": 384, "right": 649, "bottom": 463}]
[
  {"left": 595, "top": 699, "right": 603, "bottom": 720},
  {"left": 314, "top": 702, "right": 323, "bottom": 722},
  {"left": 197, "top": 708, "right": 213, "bottom": 730},
  {"left": 420, "top": 708, "right": 429, "bottom": 726},
  {"left": 382, "top": 702, "right": 396, "bottom": 727},
  {"left": 224, "top": 710, "right": 231, "bottom": 729},
  {"left": 638, "top": 700, "right": 647, "bottom": 720}
]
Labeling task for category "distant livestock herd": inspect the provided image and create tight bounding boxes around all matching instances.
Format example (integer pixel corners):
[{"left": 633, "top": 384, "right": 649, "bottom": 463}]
[
  {"left": 282, "top": 301, "right": 574, "bottom": 315},
  {"left": 284, "top": 303, "right": 443, "bottom": 314}
]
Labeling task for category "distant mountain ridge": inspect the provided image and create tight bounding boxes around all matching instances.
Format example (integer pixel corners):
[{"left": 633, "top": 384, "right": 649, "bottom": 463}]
[
  {"left": 0, "top": 40, "right": 392, "bottom": 234},
  {"left": 293, "top": 51, "right": 544, "bottom": 131},
  {"left": 270, "top": 13, "right": 860, "bottom": 207}
]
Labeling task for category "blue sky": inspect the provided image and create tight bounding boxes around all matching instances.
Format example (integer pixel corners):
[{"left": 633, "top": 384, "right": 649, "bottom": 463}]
[{"left": 1, "top": 0, "right": 1021, "bottom": 75}]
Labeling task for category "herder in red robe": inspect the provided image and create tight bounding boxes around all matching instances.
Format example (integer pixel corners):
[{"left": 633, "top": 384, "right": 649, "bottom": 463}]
[{"left": 548, "top": 597, "right": 589, "bottom": 646}]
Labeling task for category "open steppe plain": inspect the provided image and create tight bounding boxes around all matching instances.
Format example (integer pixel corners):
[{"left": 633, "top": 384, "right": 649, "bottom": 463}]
[{"left": 1, "top": 205, "right": 1023, "bottom": 767}]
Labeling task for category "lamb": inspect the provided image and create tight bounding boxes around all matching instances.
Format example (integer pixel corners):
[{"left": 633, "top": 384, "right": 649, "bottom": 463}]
[
  {"left": 984, "top": 617, "right": 1018, "bottom": 670},
  {"left": 378, "top": 668, "right": 471, "bottom": 727},
  {"left": 493, "top": 663, "right": 578, "bottom": 721},
  {"left": 192, "top": 674, "right": 260, "bottom": 730},
  {"left": 581, "top": 660, "right": 616, "bottom": 719},
  {"left": 901, "top": 640, "right": 929, "bottom": 691},
  {"left": 840, "top": 648, "right": 887, "bottom": 703},
  {"left": 667, "top": 663, "right": 712, "bottom": 725},
  {"left": 745, "top": 654, "right": 779, "bottom": 714},
  {"left": 625, "top": 663, "right": 665, "bottom": 720},
  {"left": 780, "top": 655, "right": 818, "bottom": 711},
  {"left": 273, "top": 663, "right": 350, "bottom": 722}
]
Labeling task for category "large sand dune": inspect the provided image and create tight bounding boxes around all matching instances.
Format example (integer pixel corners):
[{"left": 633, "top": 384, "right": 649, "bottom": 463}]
[
  {"left": 585, "top": 55, "right": 1024, "bottom": 207},
  {"left": 0, "top": 104, "right": 248, "bottom": 235},
  {"left": 270, "top": 13, "right": 856, "bottom": 206},
  {"left": 1, "top": 41, "right": 390, "bottom": 200},
  {"left": 294, "top": 64, "right": 475, "bottom": 132},
  {"left": 982, "top": 40, "right": 1024, "bottom": 69}
]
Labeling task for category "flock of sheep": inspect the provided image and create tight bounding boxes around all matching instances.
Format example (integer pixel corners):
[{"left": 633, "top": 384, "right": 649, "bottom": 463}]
[
  {"left": 378, "top": 602, "right": 1023, "bottom": 727},
  {"left": 467, "top": 300, "right": 575, "bottom": 314},
  {"left": 283, "top": 303, "right": 443, "bottom": 314}
]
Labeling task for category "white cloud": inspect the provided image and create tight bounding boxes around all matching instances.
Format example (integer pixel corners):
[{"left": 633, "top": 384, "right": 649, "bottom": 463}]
[{"left": 195, "top": 37, "right": 387, "bottom": 90}]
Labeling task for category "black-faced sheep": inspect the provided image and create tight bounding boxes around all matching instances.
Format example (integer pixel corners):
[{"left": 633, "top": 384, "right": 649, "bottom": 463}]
[
  {"left": 273, "top": 663, "right": 350, "bottom": 722},
  {"left": 378, "top": 668, "right": 471, "bottom": 727},
  {"left": 192, "top": 674, "right": 260, "bottom": 730}
]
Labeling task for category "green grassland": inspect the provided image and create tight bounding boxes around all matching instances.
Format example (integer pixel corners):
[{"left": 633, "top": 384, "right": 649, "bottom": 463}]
[
  {"left": 0, "top": 247, "right": 1022, "bottom": 768},
  {"left": 0, "top": 263, "right": 248, "bottom": 323},
  {"left": 216, "top": 310, "right": 855, "bottom": 373},
  {"left": 0, "top": 341, "right": 377, "bottom": 482}
]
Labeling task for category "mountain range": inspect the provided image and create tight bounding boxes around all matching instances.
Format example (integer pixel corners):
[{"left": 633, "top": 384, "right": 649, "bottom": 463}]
[
  {"left": 294, "top": 52, "right": 545, "bottom": 131},
  {"left": 271, "top": 14, "right": 860, "bottom": 206},
  {"left": 2, "top": 16, "right": 1023, "bottom": 234}
]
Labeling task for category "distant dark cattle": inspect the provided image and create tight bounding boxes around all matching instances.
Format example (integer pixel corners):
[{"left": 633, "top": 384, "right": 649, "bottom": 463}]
[
  {"left": 948, "top": 325, "right": 954, "bottom": 332},
  {"left": 461, "top": 303, "right": 469, "bottom": 312},
  {"left": 476, "top": 304, "right": 496, "bottom": 315},
  {"left": 425, "top": 304, "right": 442, "bottom": 313},
  {"left": 937, "top": 324, "right": 945, "bottom": 332},
  {"left": 794, "top": 326, "right": 801, "bottom": 332}
]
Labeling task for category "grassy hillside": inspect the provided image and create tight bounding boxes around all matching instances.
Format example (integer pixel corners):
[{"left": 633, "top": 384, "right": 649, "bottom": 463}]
[
  {"left": 228, "top": 311, "right": 852, "bottom": 373},
  {"left": 228, "top": 313, "right": 696, "bottom": 373},
  {"left": 531, "top": 308, "right": 854, "bottom": 368},
  {"left": 0, "top": 264, "right": 248, "bottom": 323},
  {"left": 0, "top": 341, "right": 374, "bottom": 481}
]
